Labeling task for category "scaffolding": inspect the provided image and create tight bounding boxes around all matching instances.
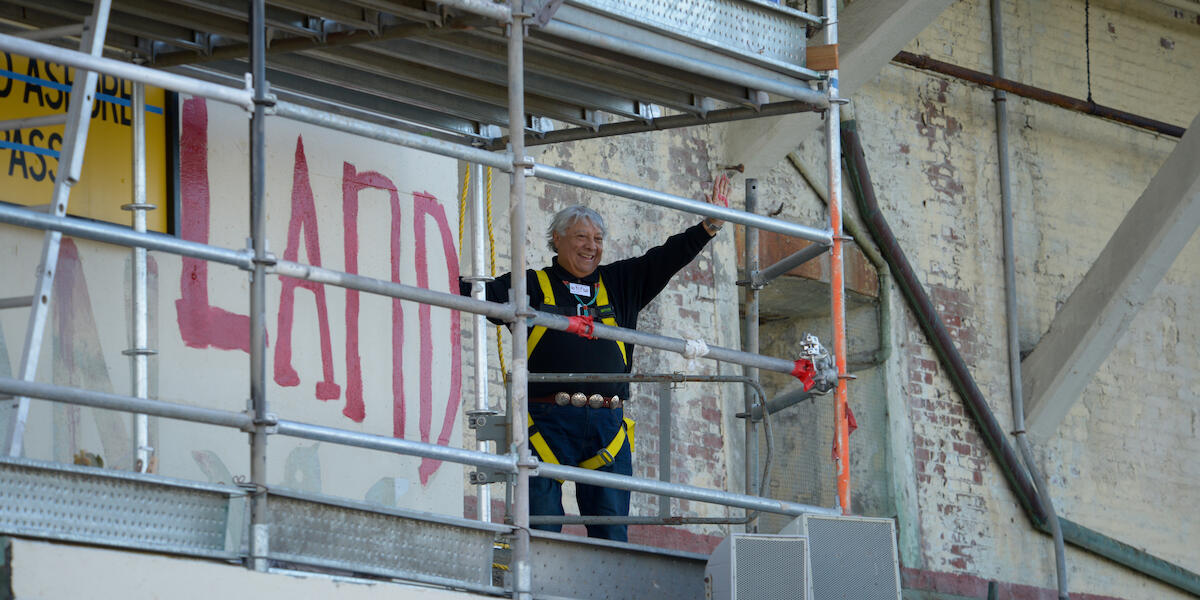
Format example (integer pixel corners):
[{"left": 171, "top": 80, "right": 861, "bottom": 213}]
[{"left": 0, "top": 0, "right": 852, "bottom": 597}]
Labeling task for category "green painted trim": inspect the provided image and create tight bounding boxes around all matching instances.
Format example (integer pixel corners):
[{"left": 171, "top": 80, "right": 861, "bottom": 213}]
[{"left": 1056, "top": 519, "right": 1200, "bottom": 596}]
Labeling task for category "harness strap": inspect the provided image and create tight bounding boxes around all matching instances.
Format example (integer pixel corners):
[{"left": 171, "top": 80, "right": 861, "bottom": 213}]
[
  {"left": 594, "top": 278, "right": 627, "bottom": 366},
  {"left": 527, "top": 414, "right": 636, "bottom": 475},
  {"left": 528, "top": 269, "right": 627, "bottom": 365},
  {"left": 528, "top": 270, "right": 556, "bottom": 358},
  {"left": 579, "top": 418, "right": 635, "bottom": 470}
]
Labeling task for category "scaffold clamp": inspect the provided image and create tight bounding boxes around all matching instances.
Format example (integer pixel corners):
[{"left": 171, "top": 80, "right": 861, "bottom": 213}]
[
  {"left": 792, "top": 357, "right": 817, "bottom": 391},
  {"left": 565, "top": 315, "right": 596, "bottom": 339}
]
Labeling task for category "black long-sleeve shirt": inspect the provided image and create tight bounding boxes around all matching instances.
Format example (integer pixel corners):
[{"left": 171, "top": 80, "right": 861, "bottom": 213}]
[{"left": 461, "top": 223, "right": 713, "bottom": 400}]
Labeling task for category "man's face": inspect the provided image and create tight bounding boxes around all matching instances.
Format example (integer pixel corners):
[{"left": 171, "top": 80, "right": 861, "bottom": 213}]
[{"left": 552, "top": 218, "right": 604, "bottom": 278}]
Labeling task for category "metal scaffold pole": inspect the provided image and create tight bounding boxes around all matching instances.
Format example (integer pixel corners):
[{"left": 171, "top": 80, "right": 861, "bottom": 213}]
[
  {"left": 247, "top": 0, "right": 271, "bottom": 572},
  {"left": 124, "top": 80, "right": 156, "bottom": 473},
  {"left": 2, "top": 0, "right": 112, "bottom": 457},
  {"left": 743, "top": 178, "right": 761, "bottom": 533},
  {"left": 469, "top": 162, "right": 492, "bottom": 524},
  {"left": 823, "top": 0, "right": 851, "bottom": 515},
  {"left": 507, "top": 5, "right": 533, "bottom": 598}
]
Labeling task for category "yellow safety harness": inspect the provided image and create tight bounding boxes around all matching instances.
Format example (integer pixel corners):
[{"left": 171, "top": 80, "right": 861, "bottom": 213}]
[
  {"left": 528, "top": 414, "right": 635, "bottom": 472},
  {"left": 526, "top": 268, "right": 634, "bottom": 474},
  {"left": 527, "top": 270, "right": 626, "bottom": 364}
]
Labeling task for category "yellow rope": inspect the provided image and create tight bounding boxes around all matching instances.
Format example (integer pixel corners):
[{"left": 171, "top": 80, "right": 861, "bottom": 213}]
[
  {"left": 461, "top": 165, "right": 508, "bottom": 386},
  {"left": 457, "top": 165, "right": 469, "bottom": 250},
  {"left": 486, "top": 166, "right": 508, "bottom": 385}
]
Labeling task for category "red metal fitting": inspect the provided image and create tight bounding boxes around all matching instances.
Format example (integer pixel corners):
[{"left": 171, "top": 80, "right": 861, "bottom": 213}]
[
  {"left": 792, "top": 357, "right": 817, "bottom": 391},
  {"left": 565, "top": 315, "right": 596, "bottom": 339}
]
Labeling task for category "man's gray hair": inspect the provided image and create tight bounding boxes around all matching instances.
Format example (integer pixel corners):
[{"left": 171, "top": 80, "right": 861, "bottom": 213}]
[{"left": 546, "top": 206, "right": 606, "bottom": 252}]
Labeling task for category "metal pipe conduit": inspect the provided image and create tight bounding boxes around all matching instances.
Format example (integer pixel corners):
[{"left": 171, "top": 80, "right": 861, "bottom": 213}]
[
  {"left": 534, "top": 165, "right": 833, "bottom": 244},
  {"left": 0, "top": 203, "right": 253, "bottom": 268},
  {"left": 841, "top": 118, "right": 1045, "bottom": 524},
  {"left": 537, "top": 461, "right": 840, "bottom": 517},
  {"left": 537, "top": 20, "right": 827, "bottom": 104},
  {"left": 990, "top": 1, "right": 1068, "bottom": 596},
  {"left": 0, "top": 34, "right": 256, "bottom": 112}
]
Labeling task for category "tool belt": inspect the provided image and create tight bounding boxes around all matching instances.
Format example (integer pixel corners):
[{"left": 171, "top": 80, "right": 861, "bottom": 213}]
[
  {"left": 530, "top": 392, "right": 622, "bottom": 409},
  {"left": 527, "top": 411, "right": 635, "bottom": 475}
]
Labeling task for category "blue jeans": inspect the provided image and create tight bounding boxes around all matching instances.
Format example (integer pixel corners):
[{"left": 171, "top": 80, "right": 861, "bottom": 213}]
[{"left": 527, "top": 402, "right": 631, "bottom": 542}]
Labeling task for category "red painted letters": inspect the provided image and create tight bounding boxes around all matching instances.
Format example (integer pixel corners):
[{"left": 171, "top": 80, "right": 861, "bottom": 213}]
[
  {"left": 274, "top": 136, "right": 340, "bottom": 401},
  {"left": 177, "top": 98, "right": 461, "bottom": 485},
  {"left": 175, "top": 97, "right": 251, "bottom": 351}
]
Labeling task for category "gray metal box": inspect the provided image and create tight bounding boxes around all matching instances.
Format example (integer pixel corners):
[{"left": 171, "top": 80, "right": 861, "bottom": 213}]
[
  {"left": 705, "top": 533, "right": 812, "bottom": 600},
  {"left": 782, "top": 514, "right": 901, "bottom": 600}
]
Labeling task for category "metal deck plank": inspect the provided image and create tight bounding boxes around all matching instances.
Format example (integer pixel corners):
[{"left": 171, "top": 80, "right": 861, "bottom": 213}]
[
  {"left": 151, "top": 20, "right": 445, "bottom": 67},
  {"left": 0, "top": 8, "right": 147, "bottom": 53},
  {"left": 265, "top": 52, "right": 516, "bottom": 128},
  {"left": 528, "top": 530, "right": 707, "bottom": 600},
  {"left": 113, "top": 0, "right": 254, "bottom": 39},
  {"left": 301, "top": 46, "right": 601, "bottom": 129},
  {"left": 267, "top": 0, "right": 377, "bottom": 32},
  {"left": 561, "top": 0, "right": 816, "bottom": 78},
  {"left": 4, "top": 0, "right": 208, "bottom": 49},
  {"left": 267, "top": 490, "right": 500, "bottom": 592},
  {"left": 0, "top": 456, "right": 245, "bottom": 560},
  {"left": 367, "top": 38, "right": 644, "bottom": 120},
  {"left": 340, "top": 0, "right": 442, "bottom": 24},
  {"left": 162, "top": 0, "right": 323, "bottom": 39},
  {"left": 183, "top": 61, "right": 490, "bottom": 141}
]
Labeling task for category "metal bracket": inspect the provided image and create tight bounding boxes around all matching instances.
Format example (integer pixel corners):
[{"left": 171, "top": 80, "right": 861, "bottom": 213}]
[
  {"left": 527, "top": 0, "right": 565, "bottom": 28},
  {"left": 242, "top": 410, "right": 278, "bottom": 434},
  {"left": 469, "top": 468, "right": 508, "bottom": 485},
  {"left": 468, "top": 411, "right": 509, "bottom": 444}
]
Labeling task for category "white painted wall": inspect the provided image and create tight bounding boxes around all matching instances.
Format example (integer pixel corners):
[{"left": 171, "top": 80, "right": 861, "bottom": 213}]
[{"left": 0, "top": 95, "right": 464, "bottom": 515}]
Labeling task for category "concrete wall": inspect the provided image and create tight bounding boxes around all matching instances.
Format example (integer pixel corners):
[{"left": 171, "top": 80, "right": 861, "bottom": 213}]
[{"left": 834, "top": 0, "right": 1198, "bottom": 597}]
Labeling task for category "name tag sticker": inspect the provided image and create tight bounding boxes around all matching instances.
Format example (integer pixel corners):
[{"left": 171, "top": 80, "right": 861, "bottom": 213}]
[{"left": 569, "top": 282, "right": 591, "bottom": 297}]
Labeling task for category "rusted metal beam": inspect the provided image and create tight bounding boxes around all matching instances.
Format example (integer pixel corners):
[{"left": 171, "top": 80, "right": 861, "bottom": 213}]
[{"left": 893, "top": 50, "right": 1186, "bottom": 139}]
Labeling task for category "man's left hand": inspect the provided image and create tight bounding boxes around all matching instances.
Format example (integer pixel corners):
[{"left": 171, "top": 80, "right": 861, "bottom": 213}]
[{"left": 702, "top": 173, "right": 730, "bottom": 235}]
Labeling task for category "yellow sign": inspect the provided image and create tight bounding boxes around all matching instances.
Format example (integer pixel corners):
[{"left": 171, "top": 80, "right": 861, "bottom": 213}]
[{"left": 1, "top": 52, "right": 169, "bottom": 232}]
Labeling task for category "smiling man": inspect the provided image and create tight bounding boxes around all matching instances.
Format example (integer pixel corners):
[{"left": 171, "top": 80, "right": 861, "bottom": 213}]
[{"left": 463, "top": 178, "right": 728, "bottom": 542}]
